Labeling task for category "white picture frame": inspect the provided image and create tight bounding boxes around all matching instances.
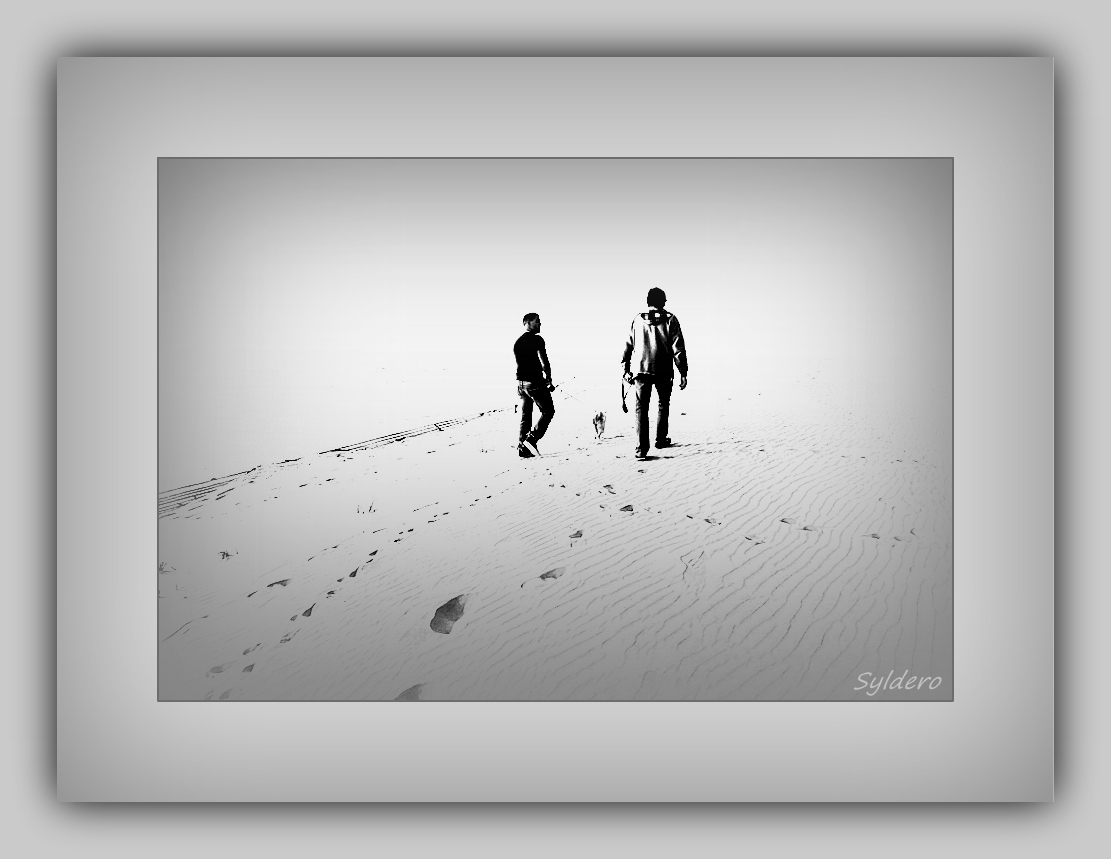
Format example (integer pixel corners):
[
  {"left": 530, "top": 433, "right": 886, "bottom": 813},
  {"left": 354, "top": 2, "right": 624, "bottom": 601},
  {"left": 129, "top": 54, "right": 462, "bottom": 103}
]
[{"left": 57, "top": 57, "right": 1053, "bottom": 801}]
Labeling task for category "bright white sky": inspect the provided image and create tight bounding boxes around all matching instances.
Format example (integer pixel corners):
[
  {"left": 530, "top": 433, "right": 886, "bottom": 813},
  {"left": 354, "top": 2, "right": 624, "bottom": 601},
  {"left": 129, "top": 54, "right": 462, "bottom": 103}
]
[{"left": 159, "top": 158, "right": 951, "bottom": 488}]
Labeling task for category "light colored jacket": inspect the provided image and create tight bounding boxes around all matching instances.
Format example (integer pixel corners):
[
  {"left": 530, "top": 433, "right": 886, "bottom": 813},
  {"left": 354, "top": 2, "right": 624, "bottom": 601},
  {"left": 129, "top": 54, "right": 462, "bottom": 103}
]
[{"left": 621, "top": 308, "right": 688, "bottom": 379}]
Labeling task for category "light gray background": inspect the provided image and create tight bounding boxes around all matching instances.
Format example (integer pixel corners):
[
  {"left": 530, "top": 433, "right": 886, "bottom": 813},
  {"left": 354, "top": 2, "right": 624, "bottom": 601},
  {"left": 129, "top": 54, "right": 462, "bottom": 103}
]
[
  {"left": 9, "top": 0, "right": 1103, "bottom": 851},
  {"left": 158, "top": 157, "right": 952, "bottom": 490},
  {"left": 62, "top": 58, "right": 1043, "bottom": 796}
]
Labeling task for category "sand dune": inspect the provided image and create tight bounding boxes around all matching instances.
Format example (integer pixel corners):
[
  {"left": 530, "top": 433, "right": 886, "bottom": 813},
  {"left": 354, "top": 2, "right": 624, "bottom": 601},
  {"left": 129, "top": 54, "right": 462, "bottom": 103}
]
[{"left": 158, "top": 373, "right": 951, "bottom": 701}]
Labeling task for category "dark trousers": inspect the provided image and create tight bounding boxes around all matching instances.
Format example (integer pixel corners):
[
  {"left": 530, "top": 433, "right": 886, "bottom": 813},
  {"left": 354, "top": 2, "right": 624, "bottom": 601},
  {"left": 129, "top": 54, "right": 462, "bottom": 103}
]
[
  {"left": 633, "top": 374, "right": 673, "bottom": 455},
  {"left": 518, "top": 381, "right": 555, "bottom": 443}
]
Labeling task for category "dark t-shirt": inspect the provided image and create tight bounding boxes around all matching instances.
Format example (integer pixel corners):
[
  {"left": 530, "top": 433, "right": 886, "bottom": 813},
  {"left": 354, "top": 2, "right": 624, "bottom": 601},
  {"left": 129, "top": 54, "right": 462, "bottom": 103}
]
[{"left": 514, "top": 332, "right": 547, "bottom": 382}]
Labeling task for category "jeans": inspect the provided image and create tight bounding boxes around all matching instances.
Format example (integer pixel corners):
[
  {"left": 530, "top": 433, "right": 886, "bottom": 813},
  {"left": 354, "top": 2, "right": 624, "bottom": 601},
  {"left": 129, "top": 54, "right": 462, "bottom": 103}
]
[
  {"left": 518, "top": 381, "right": 555, "bottom": 443},
  {"left": 633, "top": 374, "right": 673, "bottom": 455}
]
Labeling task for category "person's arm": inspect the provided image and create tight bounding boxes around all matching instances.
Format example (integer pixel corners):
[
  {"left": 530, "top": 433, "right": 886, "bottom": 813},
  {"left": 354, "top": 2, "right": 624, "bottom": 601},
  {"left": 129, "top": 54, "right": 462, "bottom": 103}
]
[
  {"left": 620, "top": 322, "right": 634, "bottom": 382},
  {"left": 671, "top": 317, "right": 688, "bottom": 389},
  {"left": 537, "top": 337, "right": 554, "bottom": 390}
]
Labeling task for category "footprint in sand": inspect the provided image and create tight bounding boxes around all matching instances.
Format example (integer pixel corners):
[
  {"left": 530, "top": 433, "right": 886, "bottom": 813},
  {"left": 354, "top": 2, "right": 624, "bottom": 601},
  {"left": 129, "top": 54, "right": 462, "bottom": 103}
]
[
  {"left": 780, "top": 517, "right": 797, "bottom": 525},
  {"left": 349, "top": 569, "right": 358, "bottom": 577},
  {"left": 395, "top": 684, "right": 424, "bottom": 701},
  {"left": 569, "top": 530, "right": 583, "bottom": 539},
  {"left": 242, "top": 643, "right": 261, "bottom": 655},
  {"left": 603, "top": 484, "right": 616, "bottom": 494},
  {"left": 621, "top": 504, "right": 634, "bottom": 512},
  {"left": 219, "top": 690, "right": 231, "bottom": 700},
  {"left": 867, "top": 533, "right": 881, "bottom": 539},
  {"left": 242, "top": 664, "right": 254, "bottom": 673},
  {"left": 801, "top": 525, "right": 821, "bottom": 533},
  {"left": 267, "top": 579, "right": 290, "bottom": 588},
  {"left": 539, "top": 566, "right": 566, "bottom": 581},
  {"left": 280, "top": 630, "right": 298, "bottom": 644},
  {"left": 430, "top": 595, "right": 467, "bottom": 634},
  {"left": 206, "top": 662, "right": 234, "bottom": 677},
  {"left": 302, "top": 604, "right": 315, "bottom": 617}
]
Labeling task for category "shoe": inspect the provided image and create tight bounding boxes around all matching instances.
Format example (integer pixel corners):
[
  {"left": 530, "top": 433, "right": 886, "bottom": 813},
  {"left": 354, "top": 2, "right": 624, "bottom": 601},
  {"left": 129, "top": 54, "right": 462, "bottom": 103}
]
[
  {"left": 635, "top": 451, "right": 649, "bottom": 461},
  {"left": 654, "top": 438, "right": 673, "bottom": 449},
  {"left": 518, "top": 443, "right": 534, "bottom": 458},
  {"left": 521, "top": 438, "right": 541, "bottom": 458}
]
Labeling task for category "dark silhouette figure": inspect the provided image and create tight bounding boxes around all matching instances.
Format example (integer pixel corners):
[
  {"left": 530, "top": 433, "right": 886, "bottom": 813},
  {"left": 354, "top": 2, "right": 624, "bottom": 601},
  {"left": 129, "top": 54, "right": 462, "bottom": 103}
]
[
  {"left": 514, "top": 312, "right": 556, "bottom": 457},
  {"left": 621, "top": 288, "right": 688, "bottom": 460}
]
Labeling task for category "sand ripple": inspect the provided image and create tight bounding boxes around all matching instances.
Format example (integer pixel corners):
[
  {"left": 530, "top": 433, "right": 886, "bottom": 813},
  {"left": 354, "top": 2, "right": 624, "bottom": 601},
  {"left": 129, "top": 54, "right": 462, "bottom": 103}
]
[{"left": 159, "top": 384, "right": 951, "bottom": 701}]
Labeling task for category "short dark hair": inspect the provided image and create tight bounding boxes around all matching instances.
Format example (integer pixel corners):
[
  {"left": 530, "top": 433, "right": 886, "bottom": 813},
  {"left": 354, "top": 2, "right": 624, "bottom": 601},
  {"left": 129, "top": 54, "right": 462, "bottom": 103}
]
[
  {"left": 647, "top": 288, "right": 667, "bottom": 308},
  {"left": 522, "top": 312, "right": 540, "bottom": 325}
]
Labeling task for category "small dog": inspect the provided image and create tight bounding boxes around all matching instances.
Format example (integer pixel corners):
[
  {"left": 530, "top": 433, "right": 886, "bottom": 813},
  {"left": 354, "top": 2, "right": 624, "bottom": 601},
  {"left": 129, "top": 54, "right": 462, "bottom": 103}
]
[{"left": 592, "top": 411, "right": 606, "bottom": 439}]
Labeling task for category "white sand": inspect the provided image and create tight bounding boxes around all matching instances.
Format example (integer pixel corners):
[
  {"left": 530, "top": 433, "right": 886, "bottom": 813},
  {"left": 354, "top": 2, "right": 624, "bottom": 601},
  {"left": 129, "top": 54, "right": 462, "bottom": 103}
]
[{"left": 158, "top": 370, "right": 952, "bottom": 701}]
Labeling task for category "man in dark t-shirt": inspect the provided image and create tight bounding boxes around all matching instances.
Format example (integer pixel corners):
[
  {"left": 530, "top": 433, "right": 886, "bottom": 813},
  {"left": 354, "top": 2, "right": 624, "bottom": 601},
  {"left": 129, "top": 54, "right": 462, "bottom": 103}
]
[{"left": 514, "top": 312, "right": 555, "bottom": 457}]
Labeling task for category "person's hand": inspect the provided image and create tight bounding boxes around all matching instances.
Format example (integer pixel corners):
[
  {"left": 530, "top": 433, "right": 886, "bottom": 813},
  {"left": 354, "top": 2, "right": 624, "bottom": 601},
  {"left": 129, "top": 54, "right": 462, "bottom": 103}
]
[
  {"left": 622, "top": 371, "right": 634, "bottom": 384},
  {"left": 548, "top": 382, "right": 556, "bottom": 392},
  {"left": 679, "top": 374, "right": 687, "bottom": 390}
]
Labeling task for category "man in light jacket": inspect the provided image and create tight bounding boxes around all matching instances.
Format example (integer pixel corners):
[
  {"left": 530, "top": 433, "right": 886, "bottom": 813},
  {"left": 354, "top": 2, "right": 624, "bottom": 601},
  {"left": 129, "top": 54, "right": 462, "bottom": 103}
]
[{"left": 621, "top": 288, "right": 688, "bottom": 460}]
